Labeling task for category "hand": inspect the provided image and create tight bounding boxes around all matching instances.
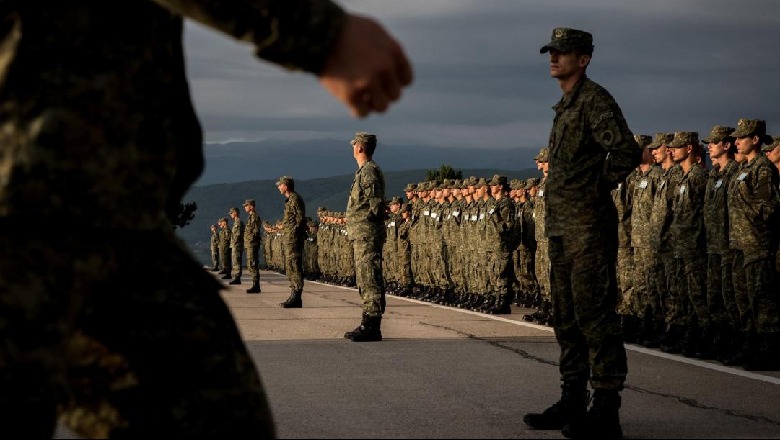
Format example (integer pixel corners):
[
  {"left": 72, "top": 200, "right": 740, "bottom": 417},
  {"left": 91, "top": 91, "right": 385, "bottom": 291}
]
[{"left": 318, "top": 14, "right": 413, "bottom": 118}]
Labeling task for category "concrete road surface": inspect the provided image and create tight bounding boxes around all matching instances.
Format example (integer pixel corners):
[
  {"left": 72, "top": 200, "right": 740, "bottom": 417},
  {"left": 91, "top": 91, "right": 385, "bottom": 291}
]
[{"left": 57, "top": 270, "right": 780, "bottom": 439}]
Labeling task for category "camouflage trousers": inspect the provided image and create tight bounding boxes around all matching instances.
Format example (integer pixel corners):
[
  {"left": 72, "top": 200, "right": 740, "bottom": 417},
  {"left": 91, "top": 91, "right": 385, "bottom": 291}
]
[
  {"left": 615, "top": 247, "right": 636, "bottom": 316},
  {"left": 219, "top": 245, "right": 231, "bottom": 273},
  {"left": 246, "top": 244, "right": 261, "bottom": 282},
  {"left": 283, "top": 237, "right": 305, "bottom": 292},
  {"left": 398, "top": 246, "right": 413, "bottom": 287},
  {"left": 672, "top": 253, "right": 708, "bottom": 328},
  {"left": 548, "top": 229, "right": 627, "bottom": 390},
  {"left": 648, "top": 251, "right": 679, "bottom": 325},
  {"left": 351, "top": 236, "right": 386, "bottom": 317},
  {"left": 211, "top": 244, "right": 219, "bottom": 269},
  {"left": 734, "top": 250, "right": 780, "bottom": 334},
  {"left": 0, "top": 231, "right": 274, "bottom": 437},
  {"left": 706, "top": 252, "right": 732, "bottom": 327},
  {"left": 632, "top": 247, "right": 653, "bottom": 318},
  {"left": 231, "top": 246, "right": 244, "bottom": 279},
  {"left": 535, "top": 240, "right": 551, "bottom": 301}
]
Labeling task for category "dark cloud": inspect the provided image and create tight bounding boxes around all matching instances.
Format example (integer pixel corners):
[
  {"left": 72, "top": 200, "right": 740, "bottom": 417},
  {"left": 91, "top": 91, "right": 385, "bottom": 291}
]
[{"left": 183, "top": 0, "right": 780, "bottom": 183}]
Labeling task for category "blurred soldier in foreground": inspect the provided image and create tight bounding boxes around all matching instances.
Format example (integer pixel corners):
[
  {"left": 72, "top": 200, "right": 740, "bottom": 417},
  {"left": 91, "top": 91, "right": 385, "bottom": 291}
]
[
  {"left": 0, "top": 1, "right": 412, "bottom": 437},
  {"left": 277, "top": 176, "right": 307, "bottom": 308},
  {"left": 524, "top": 28, "right": 640, "bottom": 439},
  {"left": 344, "top": 132, "right": 387, "bottom": 342}
]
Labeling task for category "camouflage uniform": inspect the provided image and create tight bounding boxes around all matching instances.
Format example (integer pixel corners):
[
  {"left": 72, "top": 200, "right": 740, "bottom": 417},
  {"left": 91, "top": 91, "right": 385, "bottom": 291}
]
[
  {"left": 0, "top": 0, "right": 348, "bottom": 436},
  {"left": 346, "top": 134, "right": 387, "bottom": 318},
  {"left": 543, "top": 31, "right": 640, "bottom": 389},
  {"left": 219, "top": 219, "right": 233, "bottom": 275},
  {"left": 279, "top": 178, "right": 307, "bottom": 293},
  {"left": 244, "top": 200, "right": 263, "bottom": 285},
  {"left": 613, "top": 170, "right": 637, "bottom": 318},
  {"left": 727, "top": 120, "right": 780, "bottom": 343},
  {"left": 210, "top": 226, "right": 220, "bottom": 270},
  {"left": 230, "top": 209, "right": 245, "bottom": 281}
]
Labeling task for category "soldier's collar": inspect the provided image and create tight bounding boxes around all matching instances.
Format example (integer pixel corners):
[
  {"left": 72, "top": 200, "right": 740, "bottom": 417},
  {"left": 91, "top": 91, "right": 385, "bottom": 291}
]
[{"left": 554, "top": 75, "right": 588, "bottom": 111}]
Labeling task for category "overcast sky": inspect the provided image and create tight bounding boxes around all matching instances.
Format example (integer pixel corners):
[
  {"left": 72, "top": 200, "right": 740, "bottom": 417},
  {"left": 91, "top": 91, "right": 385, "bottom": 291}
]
[{"left": 183, "top": 0, "right": 780, "bottom": 160}]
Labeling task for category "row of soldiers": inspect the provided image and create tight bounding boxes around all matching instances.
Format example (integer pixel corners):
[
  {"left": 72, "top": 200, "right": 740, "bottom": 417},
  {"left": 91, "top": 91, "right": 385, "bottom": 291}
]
[{"left": 259, "top": 118, "right": 780, "bottom": 371}]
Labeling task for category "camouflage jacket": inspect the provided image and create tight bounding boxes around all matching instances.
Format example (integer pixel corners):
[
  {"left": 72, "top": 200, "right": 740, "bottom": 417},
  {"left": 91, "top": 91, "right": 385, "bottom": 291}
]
[
  {"left": 545, "top": 76, "right": 641, "bottom": 237},
  {"left": 282, "top": 192, "right": 306, "bottom": 237},
  {"left": 245, "top": 211, "right": 262, "bottom": 247},
  {"left": 670, "top": 164, "right": 707, "bottom": 256},
  {"left": 534, "top": 178, "right": 547, "bottom": 242},
  {"left": 630, "top": 165, "right": 663, "bottom": 249},
  {"left": 703, "top": 160, "right": 738, "bottom": 254},
  {"left": 649, "top": 164, "right": 683, "bottom": 253},
  {"left": 346, "top": 160, "right": 386, "bottom": 240},
  {"left": 0, "top": 0, "right": 346, "bottom": 229},
  {"left": 230, "top": 217, "right": 245, "bottom": 249},
  {"left": 728, "top": 155, "right": 780, "bottom": 259},
  {"left": 612, "top": 170, "right": 637, "bottom": 248}
]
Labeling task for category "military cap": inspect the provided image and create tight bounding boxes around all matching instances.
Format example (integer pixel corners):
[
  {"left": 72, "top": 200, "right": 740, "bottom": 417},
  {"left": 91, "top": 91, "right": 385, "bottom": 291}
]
[
  {"left": 429, "top": 180, "right": 441, "bottom": 190},
  {"left": 228, "top": 207, "right": 239, "bottom": 214},
  {"left": 453, "top": 179, "right": 463, "bottom": 189},
  {"left": 404, "top": 183, "right": 417, "bottom": 192},
  {"left": 534, "top": 147, "right": 549, "bottom": 162},
  {"left": 243, "top": 199, "right": 255, "bottom": 206},
  {"left": 540, "top": 27, "right": 594, "bottom": 55},
  {"left": 702, "top": 125, "right": 736, "bottom": 144},
  {"left": 525, "top": 177, "right": 540, "bottom": 189},
  {"left": 633, "top": 134, "right": 652, "bottom": 148},
  {"left": 489, "top": 174, "right": 508, "bottom": 186},
  {"left": 475, "top": 177, "right": 488, "bottom": 188},
  {"left": 390, "top": 196, "right": 403, "bottom": 205},
  {"left": 350, "top": 131, "right": 377, "bottom": 145},
  {"left": 220, "top": 217, "right": 229, "bottom": 223},
  {"left": 464, "top": 176, "right": 477, "bottom": 187},
  {"left": 730, "top": 118, "right": 768, "bottom": 141},
  {"left": 275, "top": 175, "right": 294, "bottom": 187},
  {"left": 668, "top": 131, "right": 699, "bottom": 149},
  {"left": 761, "top": 136, "right": 780, "bottom": 152},
  {"left": 317, "top": 206, "right": 327, "bottom": 213},
  {"left": 647, "top": 132, "right": 674, "bottom": 149}
]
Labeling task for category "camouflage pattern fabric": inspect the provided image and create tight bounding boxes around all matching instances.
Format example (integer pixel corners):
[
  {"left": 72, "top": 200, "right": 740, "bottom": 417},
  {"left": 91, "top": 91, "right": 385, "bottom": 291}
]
[
  {"left": 346, "top": 160, "right": 387, "bottom": 316},
  {"left": 282, "top": 192, "right": 307, "bottom": 292},
  {"left": 545, "top": 75, "right": 640, "bottom": 390},
  {"left": 0, "top": 0, "right": 348, "bottom": 436},
  {"left": 245, "top": 211, "right": 263, "bottom": 282},
  {"left": 210, "top": 228, "right": 220, "bottom": 269},
  {"left": 231, "top": 216, "right": 245, "bottom": 279}
]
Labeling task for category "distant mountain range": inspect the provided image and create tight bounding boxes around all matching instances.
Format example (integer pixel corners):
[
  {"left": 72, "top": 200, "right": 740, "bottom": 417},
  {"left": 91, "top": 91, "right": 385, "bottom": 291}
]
[
  {"left": 177, "top": 167, "right": 541, "bottom": 265},
  {"left": 196, "top": 139, "right": 540, "bottom": 185}
]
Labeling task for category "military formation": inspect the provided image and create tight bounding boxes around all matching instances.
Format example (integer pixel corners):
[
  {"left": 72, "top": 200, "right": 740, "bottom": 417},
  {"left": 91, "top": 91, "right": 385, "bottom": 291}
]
[{"left": 249, "top": 119, "right": 780, "bottom": 372}]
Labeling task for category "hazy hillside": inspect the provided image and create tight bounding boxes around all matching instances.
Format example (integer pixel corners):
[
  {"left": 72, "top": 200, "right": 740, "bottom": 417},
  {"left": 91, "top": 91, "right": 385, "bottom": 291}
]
[
  {"left": 178, "top": 167, "right": 541, "bottom": 265},
  {"left": 197, "top": 139, "right": 539, "bottom": 185}
]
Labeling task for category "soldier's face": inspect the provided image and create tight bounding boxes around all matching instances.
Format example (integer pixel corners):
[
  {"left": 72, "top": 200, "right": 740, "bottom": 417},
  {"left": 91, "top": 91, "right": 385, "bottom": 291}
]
[
  {"left": 549, "top": 50, "right": 589, "bottom": 79},
  {"left": 669, "top": 145, "right": 688, "bottom": 162},
  {"left": 708, "top": 141, "right": 726, "bottom": 159},
  {"left": 767, "top": 145, "right": 780, "bottom": 163},
  {"left": 529, "top": 186, "right": 538, "bottom": 197},
  {"left": 390, "top": 204, "right": 400, "bottom": 213},
  {"left": 735, "top": 135, "right": 760, "bottom": 155},
  {"left": 651, "top": 146, "right": 666, "bottom": 163},
  {"left": 277, "top": 184, "right": 287, "bottom": 195}
]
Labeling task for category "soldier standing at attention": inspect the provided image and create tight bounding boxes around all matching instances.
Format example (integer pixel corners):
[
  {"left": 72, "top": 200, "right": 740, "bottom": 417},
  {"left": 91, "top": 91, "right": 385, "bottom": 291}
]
[
  {"left": 228, "top": 207, "right": 245, "bottom": 285},
  {"left": 277, "top": 176, "right": 307, "bottom": 309},
  {"left": 244, "top": 199, "right": 263, "bottom": 294},
  {"left": 210, "top": 224, "right": 221, "bottom": 272},
  {"left": 524, "top": 28, "right": 640, "bottom": 439},
  {"left": 702, "top": 126, "right": 739, "bottom": 361},
  {"left": 0, "top": 2, "right": 413, "bottom": 436},
  {"left": 344, "top": 132, "right": 387, "bottom": 342},
  {"left": 219, "top": 217, "right": 233, "bottom": 279},
  {"left": 727, "top": 119, "right": 780, "bottom": 371}
]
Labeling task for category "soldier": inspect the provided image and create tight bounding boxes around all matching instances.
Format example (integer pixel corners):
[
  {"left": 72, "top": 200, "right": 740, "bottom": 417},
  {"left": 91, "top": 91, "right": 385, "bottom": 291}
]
[
  {"left": 518, "top": 178, "right": 540, "bottom": 307},
  {"left": 702, "top": 126, "right": 739, "bottom": 360},
  {"left": 727, "top": 119, "right": 780, "bottom": 370},
  {"left": 527, "top": 148, "right": 552, "bottom": 324},
  {"left": 765, "top": 136, "right": 780, "bottom": 171},
  {"left": 343, "top": 132, "right": 387, "bottom": 342},
  {"left": 629, "top": 136, "right": 663, "bottom": 347},
  {"left": 383, "top": 197, "right": 402, "bottom": 294},
  {"left": 486, "top": 174, "right": 515, "bottom": 314},
  {"left": 613, "top": 138, "right": 640, "bottom": 343},
  {"left": 209, "top": 224, "right": 221, "bottom": 271},
  {"left": 276, "top": 176, "right": 307, "bottom": 308},
  {"left": 244, "top": 199, "right": 263, "bottom": 294},
  {"left": 218, "top": 217, "right": 233, "bottom": 279},
  {"left": 228, "top": 207, "right": 245, "bottom": 285},
  {"left": 304, "top": 218, "right": 320, "bottom": 280},
  {"left": 668, "top": 132, "right": 709, "bottom": 357},
  {"left": 524, "top": 28, "right": 640, "bottom": 439},
  {"left": 0, "top": 2, "right": 413, "bottom": 435},
  {"left": 647, "top": 133, "right": 684, "bottom": 353}
]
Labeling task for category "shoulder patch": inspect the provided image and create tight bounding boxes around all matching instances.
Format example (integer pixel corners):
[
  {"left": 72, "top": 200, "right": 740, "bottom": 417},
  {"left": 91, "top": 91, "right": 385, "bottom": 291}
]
[
  {"left": 601, "top": 129, "right": 615, "bottom": 146},
  {"left": 592, "top": 111, "right": 614, "bottom": 128}
]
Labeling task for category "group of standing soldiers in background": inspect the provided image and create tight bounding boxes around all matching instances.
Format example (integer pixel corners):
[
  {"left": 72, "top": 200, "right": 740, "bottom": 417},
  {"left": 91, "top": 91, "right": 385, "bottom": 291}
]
[{"left": 210, "top": 120, "right": 780, "bottom": 370}]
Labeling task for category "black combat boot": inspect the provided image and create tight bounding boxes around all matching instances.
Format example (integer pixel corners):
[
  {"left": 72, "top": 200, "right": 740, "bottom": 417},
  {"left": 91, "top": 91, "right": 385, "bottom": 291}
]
[
  {"left": 246, "top": 280, "right": 261, "bottom": 294},
  {"left": 279, "top": 290, "right": 302, "bottom": 308},
  {"left": 221, "top": 273, "right": 232, "bottom": 280},
  {"left": 524, "top": 381, "right": 589, "bottom": 430},
  {"left": 722, "top": 331, "right": 749, "bottom": 366},
  {"left": 345, "top": 314, "right": 382, "bottom": 342},
  {"left": 228, "top": 277, "right": 241, "bottom": 285},
  {"left": 562, "top": 389, "right": 622, "bottom": 439}
]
